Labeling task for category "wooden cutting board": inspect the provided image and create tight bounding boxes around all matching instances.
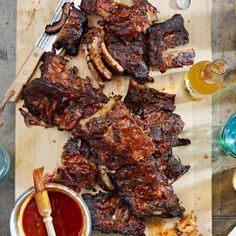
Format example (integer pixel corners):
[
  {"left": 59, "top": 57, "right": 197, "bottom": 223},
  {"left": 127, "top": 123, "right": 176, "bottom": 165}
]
[{"left": 15, "top": 0, "right": 212, "bottom": 235}]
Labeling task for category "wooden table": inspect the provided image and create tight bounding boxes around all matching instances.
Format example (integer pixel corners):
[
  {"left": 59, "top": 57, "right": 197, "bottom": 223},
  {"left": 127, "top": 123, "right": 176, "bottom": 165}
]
[
  {"left": 15, "top": 1, "right": 213, "bottom": 236},
  {"left": 0, "top": 0, "right": 235, "bottom": 235}
]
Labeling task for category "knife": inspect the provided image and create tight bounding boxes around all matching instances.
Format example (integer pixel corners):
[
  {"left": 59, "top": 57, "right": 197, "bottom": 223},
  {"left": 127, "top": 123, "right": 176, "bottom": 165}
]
[{"left": 0, "top": 0, "right": 78, "bottom": 126}]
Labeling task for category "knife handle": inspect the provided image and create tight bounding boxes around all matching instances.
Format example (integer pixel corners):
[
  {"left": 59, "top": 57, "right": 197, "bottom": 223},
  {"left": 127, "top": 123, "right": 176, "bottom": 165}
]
[{"left": 6, "top": 46, "right": 44, "bottom": 102}]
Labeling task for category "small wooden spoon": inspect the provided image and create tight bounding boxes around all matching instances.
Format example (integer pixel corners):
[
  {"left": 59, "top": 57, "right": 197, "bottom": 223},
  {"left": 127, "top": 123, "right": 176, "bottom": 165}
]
[{"left": 33, "top": 167, "right": 56, "bottom": 236}]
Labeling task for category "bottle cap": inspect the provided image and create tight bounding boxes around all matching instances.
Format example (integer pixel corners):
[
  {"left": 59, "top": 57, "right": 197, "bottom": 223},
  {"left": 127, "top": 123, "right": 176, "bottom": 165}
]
[{"left": 176, "top": 0, "right": 191, "bottom": 9}]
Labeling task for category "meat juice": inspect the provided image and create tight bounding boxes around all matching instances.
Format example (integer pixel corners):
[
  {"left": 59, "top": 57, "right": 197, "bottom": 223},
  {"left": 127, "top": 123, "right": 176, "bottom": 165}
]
[
  {"left": 184, "top": 59, "right": 228, "bottom": 99},
  {"left": 22, "top": 191, "right": 84, "bottom": 236}
]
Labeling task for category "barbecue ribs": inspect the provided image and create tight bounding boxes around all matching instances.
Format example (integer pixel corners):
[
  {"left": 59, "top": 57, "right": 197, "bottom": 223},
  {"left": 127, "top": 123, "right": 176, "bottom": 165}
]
[
  {"left": 124, "top": 80, "right": 190, "bottom": 183},
  {"left": 148, "top": 14, "right": 195, "bottom": 73},
  {"left": 80, "top": 0, "right": 157, "bottom": 40},
  {"left": 54, "top": 137, "right": 98, "bottom": 189},
  {"left": 75, "top": 99, "right": 156, "bottom": 170},
  {"left": 20, "top": 51, "right": 108, "bottom": 131},
  {"left": 105, "top": 32, "right": 149, "bottom": 84},
  {"left": 82, "top": 192, "right": 146, "bottom": 236},
  {"left": 124, "top": 80, "right": 176, "bottom": 116},
  {"left": 82, "top": 27, "right": 124, "bottom": 84},
  {"left": 46, "top": 3, "right": 88, "bottom": 56},
  {"left": 111, "top": 156, "right": 185, "bottom": 218}
]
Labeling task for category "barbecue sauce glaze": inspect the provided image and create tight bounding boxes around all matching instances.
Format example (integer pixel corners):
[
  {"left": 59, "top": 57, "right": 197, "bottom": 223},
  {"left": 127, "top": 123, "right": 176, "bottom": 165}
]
[{"left": 22, "top": 191, "right": 84, "bottom": 236}]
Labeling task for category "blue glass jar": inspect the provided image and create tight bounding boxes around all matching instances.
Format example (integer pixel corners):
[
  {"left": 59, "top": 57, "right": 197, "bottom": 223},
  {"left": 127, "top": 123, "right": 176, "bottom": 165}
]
[
  {"left": 0, "top": 147, "right": 11, "bottom": 179},
  {"left": 220, "top": 113, "right": 236, "bottom": 158}
]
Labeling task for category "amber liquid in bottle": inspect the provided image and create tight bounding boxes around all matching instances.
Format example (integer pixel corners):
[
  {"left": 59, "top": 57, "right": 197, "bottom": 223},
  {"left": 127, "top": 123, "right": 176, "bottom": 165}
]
[{"left": 184, "top": 59, "right": 228, "bottom": 99}]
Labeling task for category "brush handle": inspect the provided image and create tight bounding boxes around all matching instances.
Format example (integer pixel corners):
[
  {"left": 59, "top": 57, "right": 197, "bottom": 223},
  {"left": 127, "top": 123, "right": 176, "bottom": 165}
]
[{"left": 43, "top": 216, "right": 56, "bottom": 236}]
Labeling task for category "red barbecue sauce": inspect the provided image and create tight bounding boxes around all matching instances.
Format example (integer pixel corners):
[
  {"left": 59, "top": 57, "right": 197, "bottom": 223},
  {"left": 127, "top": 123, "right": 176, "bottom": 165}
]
[{"left": 22, "top": 191, "right": 84, "bottom": 236}]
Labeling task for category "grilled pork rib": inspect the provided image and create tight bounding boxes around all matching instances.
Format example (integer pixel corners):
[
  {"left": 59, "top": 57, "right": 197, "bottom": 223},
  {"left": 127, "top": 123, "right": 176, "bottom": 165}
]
[
  {"left": 81, "top": 0, "right": 157, "bottom": 40},
  {"left": 105, "top": 33, "right": 149, "bottom": 83},
  {"left": 148, "top": 14, "right": 195, "bottom": 73},
  {"left": 111, "top": 156, "right": 185, "bottom": 218},
  {"left": 20, "top": 51, "right": 108, "bottom": 130},
  {"left": 82, "top": 192, "right": 146, "bottom": 236},
  {"left": 45, "top": 3, "right": 88, "bottom": 56},
  {"left": 75, "top": 99, "right": 156, "bottom": 170},
  {"left": 124, "top": 80, "right": 190, "bottom": 183},
  {"left": 54, "top": 137, "right": 98, "bottom": 189}
]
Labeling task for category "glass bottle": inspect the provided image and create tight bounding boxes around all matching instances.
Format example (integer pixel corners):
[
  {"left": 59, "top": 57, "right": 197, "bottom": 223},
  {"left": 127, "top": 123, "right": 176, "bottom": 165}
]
[
  {"left": 0, "top": 147, "right": 11, "bottom": 180},
  {"left": 184, "top": 58, "right": 228, "bottom": 99},
  {"left": 220, "top": 113, "right": 236, "bottom": 158}
]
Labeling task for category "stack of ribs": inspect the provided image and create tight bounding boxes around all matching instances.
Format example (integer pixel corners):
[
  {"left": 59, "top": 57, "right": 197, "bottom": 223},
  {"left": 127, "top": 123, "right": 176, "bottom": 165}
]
[{"left": 20, "top": 51, "right": 190, "bottom": 235}]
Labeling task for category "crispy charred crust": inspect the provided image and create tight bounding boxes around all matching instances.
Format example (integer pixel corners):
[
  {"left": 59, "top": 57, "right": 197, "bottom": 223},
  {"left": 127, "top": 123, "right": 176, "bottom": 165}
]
[
  {"left": 176, "top": 138, "right": 191, "bottom": 146},
  {"left": 80, "top": 99, "right": 156, "bottom": 170},
  {"left": 161, "top": 155, "right": 190, "bottom": 184},
  {"left": 22, "top": 52, "right": 108, "bottom": 130},
  {"left": 148, "top": 14, "right": 195, "bottom": 73},
  {"left": 106, "top": 33, "right": 149, "bottom": 83},
  {"left": 81, "top": 0, "right": 157, "bottom": 39},
  {"left": 124, "top": 80, "right": 190, "bottom": 183},
  {"left": 54, "top": 137, "right": 98, "bottom": 189},
  {"left": 143, "top": 111, "right": 185, "bottom": 149},
  {"left": 19, "top": 108, "right": 52, "bottom": 128},
  {"left": 45, "top": 2, "right": 71, "bottom": 34},
  {"left": 111, "top": 156, "right": 185, "bottom": 218},
  {"left": 82, "top": 192, "right": 146, "bottom": 235},
  {"left": 53, "top": 3, "right": 88, "bottom": 56},
  {"left": 124, "top": 80, "right": 176, "bottom": 116}
]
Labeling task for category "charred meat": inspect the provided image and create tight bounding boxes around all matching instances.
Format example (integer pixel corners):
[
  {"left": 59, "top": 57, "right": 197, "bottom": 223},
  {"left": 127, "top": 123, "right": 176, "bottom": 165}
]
[
  {"left": 106, "top": 33, "right": 149, "bottom": 83},
  {"left": 76, "top": 99, "right": 156, "bottom": 170},
  {"left": 45, "top": 2, "right": 71, "bottom": 34},
  {"left": 21, "top": 52, "right": 108, "bottom": 130},
  {"left": 47, "top": 3, "right": 88, "bottom": 56},
  {"left": 148, "top": 14, "right": 195, "bottom": 73},
  {"left": 143, "top": 111, "right": 185, "bottom": 150},
  {"left": 81, "top": 0, "right": 157, "bottom": 39},
  {"left": 82, "top": 192, "right": 146, "bottom": 236},
  {"left": 54, "top": 137, "right": 98, "bottom": 189},
  {"left": 124, "top": 80, "right": 176, "bottom": 116},
  {"left": 111, "top": 156, "right": 185, "bottom": 218},
  {"left": 156, "top": 154, "right": 190, "bottom": 184},
  {"left": 124, "top": 80, "right": 190, "bottom": 183}
]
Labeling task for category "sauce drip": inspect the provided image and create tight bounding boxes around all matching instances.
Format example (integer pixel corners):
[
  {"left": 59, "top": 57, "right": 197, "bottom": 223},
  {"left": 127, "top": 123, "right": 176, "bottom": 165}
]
[{"left": 22, "top": 191, "right": 84, "bottom": 236}]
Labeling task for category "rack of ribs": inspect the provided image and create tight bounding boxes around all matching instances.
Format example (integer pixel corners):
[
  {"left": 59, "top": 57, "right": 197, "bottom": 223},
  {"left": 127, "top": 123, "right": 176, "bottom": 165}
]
[
  {"left": 20, "top": 51, "right": 109, "bottom": 131},
  {"left": 111, "top": 156, "right": 185, "bottom": 218},
  {"left": 124, "top": 80, "right": 190, "bottom": 183},
  {"left": 80, "top": 0, "right": 157, "bottom": 40},
  {"left": 53, "top": 137, "right": 98, "bottom": 190},
  {"left": 148, "top": 14, "right": 195, "bottom": 73},
  {"left": 75, "top": 98, "right": 156, "bottom": 170},
  {"left": 82, "top": 192, "right": 146, "bottom": 236}
]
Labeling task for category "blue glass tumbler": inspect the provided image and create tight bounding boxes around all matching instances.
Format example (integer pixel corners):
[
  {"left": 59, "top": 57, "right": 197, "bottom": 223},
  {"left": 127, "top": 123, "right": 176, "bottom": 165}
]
[
  {"left": 0, "top": 147, "right": 11, "bottom": 180},
  {"left": 220, "top": 113, "right": 236, "bottom": 158}
]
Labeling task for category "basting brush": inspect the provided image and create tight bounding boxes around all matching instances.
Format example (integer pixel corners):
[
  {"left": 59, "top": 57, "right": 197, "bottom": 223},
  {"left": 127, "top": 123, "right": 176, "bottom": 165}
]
[{"left": 33, "top": 167, "right": 56, "bottom": 236}]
